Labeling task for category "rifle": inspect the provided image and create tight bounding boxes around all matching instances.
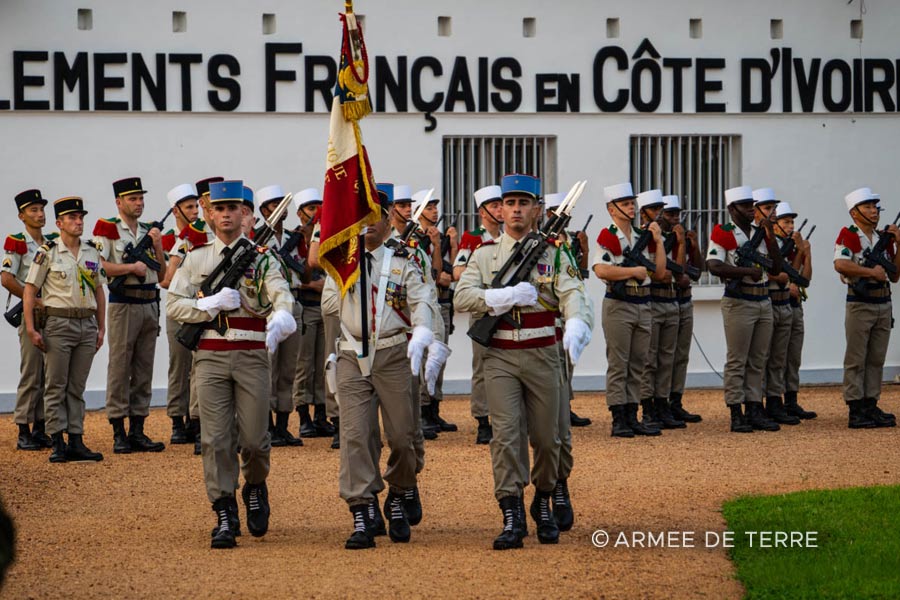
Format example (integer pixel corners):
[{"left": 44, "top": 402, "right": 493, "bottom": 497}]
[
  {"left": 399, "top": 188, "right": 434, "bottom": 244},
  {"left": 725, "top": 223, "right": 773, "bottom": 294},
  {"left": 661, "top": 231, "right": 685, "bottom": 276},
  {"left": 276, "top": 228, "right": 307, "bottom": 277},
  {"left": 681, "top": 212, "right": 702, "bottom": 281},
  {"left": 608, "top": 214, "right": 661, "bottom": 301},
  {"left": 468, "top": 181, "right": 587, "bottom": 347},
  {"left": 107, "top": 207, "right": 172, "bottom": 296},
  {"left": 851, "top": 210, "right": 900, "bottom": 297},
  {"left": 569, "top": 214, "right": 593, "bottom": 279},
  {"left": 175, "top": 194, "right": 293, "bottom": 351},
  {"left": 439, "top": 211, "right": 462, "bottom": 334},
  {"left": 778, "top": 219, "right": 810, "bottom": 288}
]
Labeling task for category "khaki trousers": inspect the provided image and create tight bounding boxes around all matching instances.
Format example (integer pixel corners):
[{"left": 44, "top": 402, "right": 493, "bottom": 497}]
[
  {"left": 189, "top": 356, "right": 200, "bottom": 419},
  {"left": 104, "top": 302, "right": 159, "bottom": 419},
  {"left": 419, "top": 303, "right": 452, "bottom": 406},
  {"left": 843, "top": 301, "right": 892, "bottom": 403},
  {"left": 470, "top": 340, "right": 489, "bottom": 418},
  {"left": 293, "top": 302, "right": 325, "bottom": 408},
  {"left": 323, "top": 312, "right": 341, "bottom": 420},
  {"left": 765, "top": 303, "right": 793, "bottom": 397},
  {"left": 338, "top": 343, "right": 417, "bottom": 506},
  {"left": 14, "top": 323, "right": 44, "bottom": 425},
  {"left": 165, "top": 316, "right": 192, "bottom": 418},
  {"left": 722, "top": 297, "right": 773, "bottom": 406},
  {"left": 484, "top": 344, "right": 561, "bottom": 499},
  {"left": 640, "top": 300, "right": 680, "bottom": 400},
  {"left": 556, "top": 341, "right": 573, "bottom": 481},
  {"left": 602, "top": 298, "right": 651, "bottom": 407},
  {"left": 195, "top": 348, "right": 271, "bottom": 503},
  {"left": 42, "top": 316, "right": 97, "bottom": 436},
  {"left": 784, "top": 304, "right": 804, "bottom": 393},
  {"left": 671, "top": 300, "right": 693, "bottom": 396},
  {"left": 269, "top": 302, "right": 302, "bottom": 413}
]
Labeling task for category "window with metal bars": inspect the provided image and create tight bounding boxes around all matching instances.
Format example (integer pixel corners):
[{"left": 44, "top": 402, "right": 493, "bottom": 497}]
[
  {"left": 629, "top": 134, "right": 742, "bottom": 286},
  {"left": 442, "top": 135, "right": 557, "bottom": 233}
]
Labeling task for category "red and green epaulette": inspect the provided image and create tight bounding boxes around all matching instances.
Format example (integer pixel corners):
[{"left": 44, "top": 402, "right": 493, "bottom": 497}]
[
  {"left": 596, "top": 226, "right": 622, "bottom": 256},
  {"left": 93, "top": 217, "right": 121, "bottom": 240},
  {"left": 179, "top": 220, "right": 210, "bottom": 247},
  {"left": 161, "top": 229, "right": 177, "bottom": 253},
  {"left": 711, "top": 224, "right": 738, "bottom": 251},
  {"left": 4, "top": 233, "right": 28, "bottom": 255},
  {"left": 836, "top": 226, "right": 862, "bottom": 254},
  {"left": 45, "top": 232, "right": 59, "bottom": 241}
]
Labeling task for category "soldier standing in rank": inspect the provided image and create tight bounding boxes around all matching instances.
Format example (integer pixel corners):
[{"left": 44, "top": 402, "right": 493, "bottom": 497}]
[
  {"left": 322, "top": 191, "right": 449, "bottom": 549},
  {"left": 23, "top": 197, "right": 106, "bottom": 463},
  {"left": 453, "top": 185, "right": 504, "bottom": 444},
  {"left": 257, "top": 185, "right": 305, "bottom": 447},
  {"left": 292, "top": 188, "right": 336, "bottom": 439},
  {"left": 834, "top": 187, "right": 900, "bottom": 428},
  {"left": 706, "top": 186, "right": 783, "bottom": 433},
  {"left": 3, "top": 190, "right": 55, "bottom": 450},
  {"left": 660, "top": 195, "right": 702, "bottom": 423},
  {"left": 455, "top": 174, "right": 593, "bottom": 550},
  {"left": 593, "top": 183, "right": 666, "bottom": 438},
  {"left": 167, "top": 180, "right": 296, "bottom": 548},
  {"left": 636, "top": 189, "right": 687, "bottom": 430},
  {"left": 411, "top": 188, "right": 459, "bottom": 434},
  {"left": 773, "top": 201, "right": 816, "bottom": 420},
  {"left": 93, "top": 177, "right": 167, "bottom": 454}
]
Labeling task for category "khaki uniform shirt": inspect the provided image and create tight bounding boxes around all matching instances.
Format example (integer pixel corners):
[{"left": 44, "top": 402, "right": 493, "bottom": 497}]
[
  {"left": 93, "top": 218, "right": 162, "bottom": 286},
  {"left": 706, "top": 221, "right": 770, "bottom": 285},
  {"left": 3, "top": 232, "right": 55, "bottom": 286},
  {"left": 592, "top": 224, "right": 652, "bottom": 286},
  {"left": 25, "top": 239, "right": 106, "bottom": 310}
]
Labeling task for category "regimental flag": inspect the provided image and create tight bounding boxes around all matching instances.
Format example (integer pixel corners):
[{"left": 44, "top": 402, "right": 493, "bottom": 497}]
[{"left": 317, "top": 2, "right": 380, "bottom": 297}]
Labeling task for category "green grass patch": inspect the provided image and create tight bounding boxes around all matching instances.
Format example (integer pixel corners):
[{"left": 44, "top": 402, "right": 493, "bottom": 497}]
[{"left": 722, "top": 485, "right": 900, "bottom": 599}]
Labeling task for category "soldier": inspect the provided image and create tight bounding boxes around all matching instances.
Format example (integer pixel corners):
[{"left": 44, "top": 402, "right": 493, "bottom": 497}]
[
  {"left": 453, "top": 185, "right": 504, "bottom": 444},
  {"left": 706, "top": 186, "right": 783, "bottom": 433},
  {"left": 455, "top": 173, "right": 593, "bottom": 550},
  {"left": 23, "top": 196, "right": 106, "bottom": 463},
  {"left": 322, "top": 191, "right": 449, "bottom": 549},
  {"left": 93, "top": 177, "right": 167, "bottom": 454},
  {"left": 167, "top": 179, "right": 296, "bottom": 549},
  {"left": 637, "top": 190, "right": 686, "bottom": 430},
  {"left": 257, "top": 185, "right": 305, "bottom": 448},
  {"left": 834, "top": 187, "right": 899, "bottom": 428},
  {"left": 3, "top": 189, "right": 54, "bottom": 450},
  {"left": 661, "top": 195, "right": 702, "bottom": 423},
  {"left": 593, "top": 183, "right": 666, "bottom": 438},
  {"left": 773, "top": 201, "right": 816, "bottom": 420}
]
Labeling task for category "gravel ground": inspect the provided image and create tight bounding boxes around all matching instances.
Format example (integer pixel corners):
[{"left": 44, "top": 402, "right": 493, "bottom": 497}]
[{"left": 2, "top": 386, "right": 899, "bottom": 599}]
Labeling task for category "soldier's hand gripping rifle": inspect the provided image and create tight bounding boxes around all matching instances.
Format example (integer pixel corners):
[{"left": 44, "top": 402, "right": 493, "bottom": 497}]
[
  {"left": 725, "top": 223, "right": 773, "bottom": 294},
  {"left": 608, "top": 213, "right": 661, "bottom": 301},
  {"left": 778, "top": 219, "right": 811, "bottom": 288},
  {"left": 468, "top": 181, "right": 587, "bottom": 347},
  {"left": 107, "top": 207, "right": 172, "bottom": 295},
  {"left": 682, "top": 212, "right": 702, "bottom": 281},
  {"left": 277, "top": 228, "right": 308, "bottom": 279},
  {"left": 569, "top": 214, "right": 593, "bottom": 279},
  {"left": 661, "top": 230, "right": 685, "bottom": 276},
  {"left": 851, "top": 210, "right": 900, "bottom": 297},
  {"left": 175, "top": 194, "right": 293, "bottom": 351}
]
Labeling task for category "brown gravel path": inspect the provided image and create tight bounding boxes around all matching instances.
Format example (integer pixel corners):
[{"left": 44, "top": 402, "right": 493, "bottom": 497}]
[{"left": 2, "top": 386, "right": 900, "bottom": 599}]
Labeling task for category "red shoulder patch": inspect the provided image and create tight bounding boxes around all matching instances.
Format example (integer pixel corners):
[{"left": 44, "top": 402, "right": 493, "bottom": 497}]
[
  {"left": 92, "top": 218, "right": 120, "bottom": 240},
  {"left": 458, "top": 231, "right": 481, "bottom": 251},
  {"left": 836, "top": 227, "right": 862, "bottom": 254},
  {"left": 179, "top": 222, "right": 210, "bottom": 248},
  {"left": 161, "top": 231, "right": 177, "bottom": 253},
  {"left": 710, "top": 224, "right": 738, "bottom": 251},
  {"left": 597, "top": 228, "right": 622, "bottom": 256},
  {"left": 3, "top": 235, "right": 27, "bottom": 255}
]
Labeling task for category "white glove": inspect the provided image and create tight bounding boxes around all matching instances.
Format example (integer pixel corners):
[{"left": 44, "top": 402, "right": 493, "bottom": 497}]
[
  {"left": 266, "top": 308, "right": 298, "bottom": 353},
  {"left": 484, "top": 282, "right": 538, "bottom": 316},
  {"left": 562, "top": 317, "right": 591, "bottom": 365},
  {"left": 324, "top": 352, "right": 338, "bottom": 397},
  {"left": 424, "top": 340, "right": 452, "bottom": 395},
  {"left": 196, "top": 287, "right": 241, "bottom": 317},
  {"left": 407, "top": 325, "right": 434, "bottom": 375}
]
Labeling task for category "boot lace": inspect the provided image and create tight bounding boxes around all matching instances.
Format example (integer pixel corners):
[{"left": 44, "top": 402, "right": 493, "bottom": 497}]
[
  {"left": 540, "top": 496, "right": 552, "bottom": 522},
  {"left": 217, "top": 508, "right": 231, "bottom": 533},
  {"left": 390, "top": 495, "right": 405, "bottom": 520},
  {"left": 502, "top": 508, "right": 515, "bottom": 532},
  {"left": 353, "top": 509, "right": 367, "bottom": 533},
  {"left": 248, "top": 487, "right": 260, "bottom": 512},
  {"left": 553, "top": 481, "right": 569, "bottom": 507}
]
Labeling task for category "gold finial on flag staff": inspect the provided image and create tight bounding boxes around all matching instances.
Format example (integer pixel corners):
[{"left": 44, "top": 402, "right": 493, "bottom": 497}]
[{"left": 345, "top": 0, "right": 353, "bottom": 14}]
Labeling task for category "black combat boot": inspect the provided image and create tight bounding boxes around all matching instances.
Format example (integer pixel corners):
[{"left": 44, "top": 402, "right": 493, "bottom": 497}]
[
  {"left": 745, "top": 402, "right": 780, "bottom": 431},
  {"left": 669, "top": 392, "right": 702, "bottom": 423},
  {"left": 31, "top": 420, "right": 53, "bottom": 448},
  {"left": 475, "top": 416, "right": 492, "bottom": 444},
  {"left": 654, "top": 397, "right": 686, "bottom": 429},
  {"left": 493, "top": 496, "right": 524, "bottom": 550},
  {"left": 569, "top": 410, "right": 592, "bottom": 427},
  {"left": 864, "top": 398, "right": 896, "bottom": 428},
  {"left": 65, "top": 434, "right": 103, "bottom": 462},
  {"left": 783, "top": 391, "right": 816, "bottom": 419},
  {"left": 610, "top": 405, "right": 635, "bottom": 438},
  {"left": 640, "top": 398, "right": 661, "bottom": 429},
  {"left": 313, "top": 404, "right": 336, "bottom": 437},
  {"left": 48, "top": 432, "right": 67, "bottom": 463},
  {"left": 765, "top": 396, "right": 801, "bottom": 425},
  {"left": 297, "top": 405, "right": 316, "bottom": 438},
  {"left": 242, "top": 482, "right": 271, "bottom": 537},
  {"left": 110, "top": 417, "right": 132, "bottom": 454},
  {"left": 170, "top": 416, "right": 190, "bottom": 444},
  {"left": 346, "top": 504, "right": 376, "bottom": 550},
  {"left": 211, "top": 500, "right": 242, "bottom": 538},
  {"left": 16, "top": 423, "right": 41, "bottom": 451},
  {"left": 128, "top": 416, "right": 165, "bottom": 452},
  {"left": 330, "top": 417, "right": 340, "bottom": 450},
  {"left": 848, "top": 399, "right": 877, "bottom": 429},
  {"left": 402, "top": 486, "right": 423, "bottom": 526},
  {"left": 625, "top": 403, "right": 661, "bottom": 436},
  {"left": 421, "top": 404, "right": 441, "bottom": 438},
  {"left": 210, "top": 497, "right": 238, "bottom": 549},
  {"left": 432, "top": 399, "right": 458, "bottom": 432},
  {"left": 191, "top": 419, "right": 202, "bottom": 455},
  {"left": 269, "top": 412, "right": 285, "bottom": 447},
  {"left": 552, "top": 478, "right": 574, "bottom": 532},
  {"left": 275, "top": 412, "right": 304, "bottom": 446},
  {"left": 368, "top": 495, "right": 386, "bottom": 537},
  {"left": 516, "top": 495, "right": 529, "bottom": 538},
  {"left": 529, "top": 490, "right": 560, "bottom": 544},
  {"left": 384, "top": 491, "right": 411, "bottom": 543},
  {"left": 730, "top": 404, "right": 753, "bottom": 433}
]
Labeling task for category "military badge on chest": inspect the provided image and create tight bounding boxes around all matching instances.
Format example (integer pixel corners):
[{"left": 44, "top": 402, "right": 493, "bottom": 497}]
[{"left": 385, "top": 280, "right": 407, "bottom": 311}]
